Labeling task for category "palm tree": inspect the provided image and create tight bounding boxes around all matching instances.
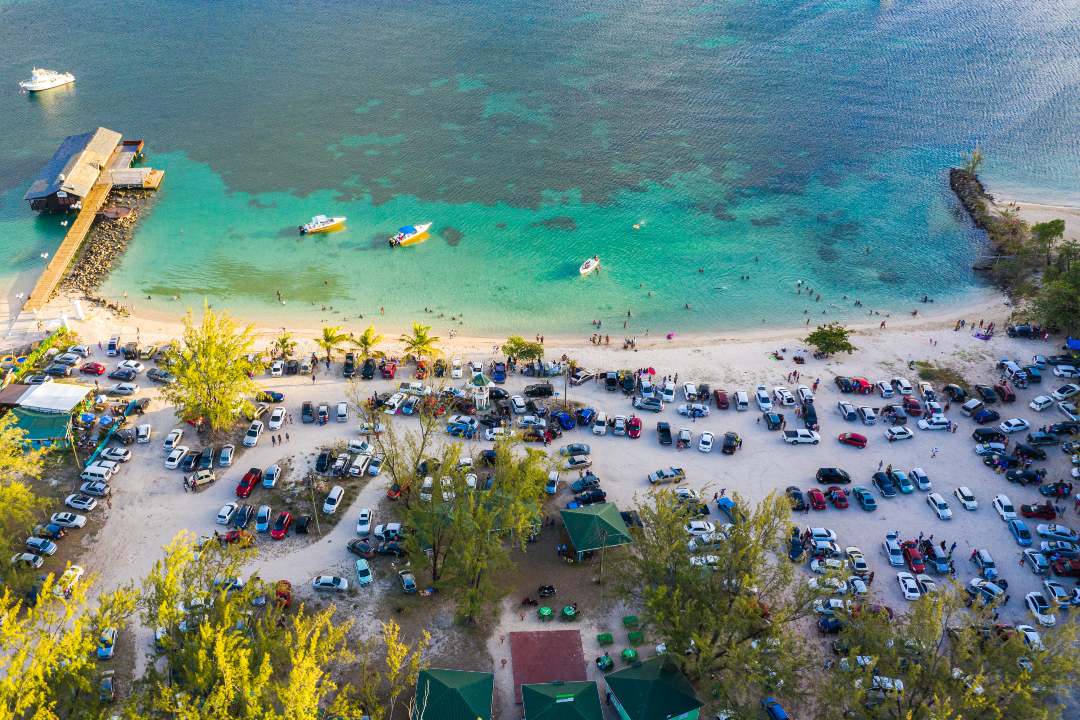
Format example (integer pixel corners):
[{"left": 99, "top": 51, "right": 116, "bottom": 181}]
[
  {"left": 271, "top": 331, "right": 297, "bottom": 359},
  {"left": 315, "top": 325, "right": 347, "bottom": 363},
  {"left": 350, "top": 325, "right": 384, "bottom": 359},
  {"left": 400, "top": 322, "right": 441, "bottom": 363}
]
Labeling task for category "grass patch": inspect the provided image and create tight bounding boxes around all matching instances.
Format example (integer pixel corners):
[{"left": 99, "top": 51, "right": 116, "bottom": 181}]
[{"left": 914, "top": 361, "right": 969, "bottom": 390}]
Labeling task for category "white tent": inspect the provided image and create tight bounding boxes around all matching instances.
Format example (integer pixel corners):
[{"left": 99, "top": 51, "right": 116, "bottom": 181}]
[{"left": 17, "top": 382, "right": 91, "bottom": 414}]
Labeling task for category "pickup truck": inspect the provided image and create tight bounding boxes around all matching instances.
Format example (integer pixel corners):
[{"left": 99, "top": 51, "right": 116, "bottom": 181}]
[
  {"left": 676, "top": 428, "right": 692, "bottom": 448},
  {"left": 648, "top": 467, "right": 686, "bottom": 485},
  {"left": 657, "top": 422, "right": 672, "bottom": 446}
]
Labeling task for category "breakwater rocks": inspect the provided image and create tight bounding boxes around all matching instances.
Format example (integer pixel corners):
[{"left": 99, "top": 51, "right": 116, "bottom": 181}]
[
  {"left": 61, "top": 190, "right": 152, "bottom": 295},
  {"left": 949, "top": 168, "right": 1028, "bottom": 282}
]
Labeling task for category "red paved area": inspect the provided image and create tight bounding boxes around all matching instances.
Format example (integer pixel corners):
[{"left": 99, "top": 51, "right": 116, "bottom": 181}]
[{"left": 509, "top": 629, "right": 587, "bottom": 704}]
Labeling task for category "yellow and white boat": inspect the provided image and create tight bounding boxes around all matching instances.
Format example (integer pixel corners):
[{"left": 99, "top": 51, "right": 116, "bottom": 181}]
[
  {"left": 389, "top": 222, "right": 432, "bottom": 247},
  {"left": 299, "top": 215, "right": 346, "bottom": 234}
]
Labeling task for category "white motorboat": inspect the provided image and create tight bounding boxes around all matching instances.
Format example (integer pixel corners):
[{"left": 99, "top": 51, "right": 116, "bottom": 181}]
[
  {"left": 19, "top": 68, "right": 75, "bottom": 92},
  {"left": 579, "top": 255, "right": 601, "bottom": 275},
  {"left": 389, "top": 222, "right": 432, "bottom": 247},
  {"left": 299, "top": 215, "right": 346, "bottom": 234}
]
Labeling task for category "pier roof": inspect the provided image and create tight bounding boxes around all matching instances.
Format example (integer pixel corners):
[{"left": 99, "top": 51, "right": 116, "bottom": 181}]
[{"left": 23, "top": 127, "right": 122, "bottom": 201}]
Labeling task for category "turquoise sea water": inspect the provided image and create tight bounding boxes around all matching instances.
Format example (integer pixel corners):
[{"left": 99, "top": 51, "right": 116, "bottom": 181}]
[{"left": 1, "top": 0, "right": 1078, "bottom": 336}]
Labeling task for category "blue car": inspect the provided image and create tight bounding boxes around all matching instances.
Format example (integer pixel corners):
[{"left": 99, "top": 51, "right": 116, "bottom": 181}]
[
  {"left": 447, "top": 424, "right": 475, "bottom": 439},
  {"left": 1008, "top": 519, "right": 1033, "bottom": 547},
  {"left": 762, "top": 697, "right": 790, "bottom": 720},
  {"left": 492, "top": 362, "right": 507, "bottom": 383},
  {"left": 852, "top": 486, "right": 877, "bottom": 511},
  {"left": 553, "top": 411, "right": 576, "bottom": 430},
  {"left": 973, "top": 408, "right": 1001, "bottom": 424},
  {"left": 257, "top": 390, "right": 285, "bottom": 403},
  {"left": 576, "top": 407, "right": 596, "bottom": 426},
  {"left": 889, "top": 470, "right": 914, "bottom": 494},
  {"left": 545, "top": 473, "right": 561, "bottom": 495}
]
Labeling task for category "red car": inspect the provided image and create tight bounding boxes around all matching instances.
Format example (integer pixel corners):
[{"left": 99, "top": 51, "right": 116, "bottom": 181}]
[
  {"left": 850, "top": 377, "right": 873, "bottom": 394},
  {"left": 837, "top": 432, "right": 867, "bottom": 448},
  {"left": 827, "top": 486, "right": 848, "bottom": 509},
  {"left": 270, "top": 511, "right": 293, "bottom": 539},
  {"left": 902, "top": 396, "right": 923, "bottom": 416},
  {"left": 381, "top": 362, "right": 397, "bottom": 379},
  {"left": 713, "top": 390, "right": 729, "bottom": 410},
  {"left": 627, "top": 415, "right": 643, "bottom": 439},
  {"left": 386, "top": 483, "right": 402, "bottom": 500},
  {"left": 807, "top": 488, "right": 827, "bottom": 510},
  {"left": 901, "top": 541, "right": 925, "bottom": 573},
  {"left": 1021, "top": 502, "right": 1056, "bottom": 520},
  {"left": 80, "top": 362, "right": 106, "bottom": 376},
  {"left": 1053, "top": 558, "right": 1080, "bottom": 578},
  {"left": 222, "top": 529, "right": 254, "bottom": 547},
  {"left": 235, "top": 468, "right": 262, "bottom": 498}
]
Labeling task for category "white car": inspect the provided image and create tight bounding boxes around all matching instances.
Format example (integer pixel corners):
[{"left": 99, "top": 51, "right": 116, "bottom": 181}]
[
  {"left": 1051, "top": 383, "right": 1080, "bottom": 401},
  {"left": 1060, "top": 402, "right": 1080, "bottom": 422},
  {"left": 926, "top": 493, "right": 952, "bottom": 520},
  {"left": 682, "top": 382, "right": 698, "bottom": 401},
  {"left": 858, "top": 406, "right": 877, "bottom": 425},
  {"left": 954, "top": 486, "right": 977, "bottom": 511},
  {"left": 992, "top": 494, "right": 1017, "bottom": 521},
  {"left": 118, "top": 359, "right": 145, "bottom": 373},
  {"left": 136, "top": 424, "right": 152, "bottom": 443},
  {"left": 510, "top": 395, "right": 527, "bottom": 414},
  {"left": 110, "top": 382, "right": 139, "bottom": 396},
  {"left": 677, "top": 403, "right": 710, "bottom": 418},
  {"left": 65, "top": 494, "right": 97, "bottom": 512},
  {"left": 163, "top": 428, "right": 184, "bottom": 452},
  {"left": 661, "top": 381, "right": 676, "bottom": 403},
  {"left": 450, "top": 357, "right": 463, "bottom": 379},
  {"left": 323, "top": 485, "right": 344, "bottom": 515},
  {"left": 810, "top": 558, "right": 843, "bottom": 574},
  {"left": 1029, "top": 395, "right": 1054, "bottom": 412},
  {"left": 685, "top": 520, "right": 716, "bottom": 537},
  {"left": 806, "top": 527, "right": 837, "bottom": 542},
  {"left": 837, "top": 401, "right": 857, "bottom": 420},
  {"left": 733, "top": 390, "right": 750, "bottom": 411},
  {"left": 910, "top": 468, "right": 931, "bottom": 491},
  {"left": 883, "top": 532, "right": 904, "bottom": 567},
  {"left": 897, "top": 571, "right": 921, "bottom": 600},
  {"left": 80, "top": 481, "right": 110, "bottom": 497},
  {"left": 612, "top": 415, "right": 628, "bottom": 436},
  {"left": 518, "top": 415, "right": 545, "bottom": 429},
  {"left": 219, "top": 444, "right": 235, "bottom": 467},
  {"left": 1016, "top": 624, "right": 1044, "bottom": 650},
  {"left": 165, "top": 446, "right": 189, "bottom": 469},
  {"left": 773, "top": 387, "right": 795, "bottom": 406},
  {"left": 51, "top": 512, "right": 86, "bottom": 528},
  {"left": 1053, "top": 365, "right": 1080, "bottom": 378},
  {"left": 268, "top": 407, "right": 286, "bottom": 430},
  {"left": 782, "top": 429, "right": 820, "bottom": 445},
  {"left": 356, "top": 508, "right": 372, "bottom": 536},
  {"left": 698, "top": 431, "right": 714, "bottom": 453},
  {"left": 796, "top": 385, "right": 814, "bottom": 405},
  {"left": 1025, "top": 591, "right": 1056, "bottom": 626},
  {"left": 242, "top": 420, "right": 264, "bottom": 447},
  {"left": 999, "top": 418, "right": 1030, "bottom": 434},
  {"left": 269, "top": 360, "right": 284, "bottom": 376},
  {"left": 892, "top": 377, "right": 913, "bottom": 395},
  {"left": 312, "top": 576, "right": 349, "bottom": 592},
  {"left": 592, "top": 411, "right": 608, "bottom": 436},
  {"left": 1043, "top": 579, "right": 1071, "bottom": 606},
  {"left": 885, "top": 426, "right": 914, "bottom": 442},
  {"left": 916, "top": 574, "right": 938, "bottom": 595},
  {"left": 216, "top": 502, "right": 238, "bottom": 525},
  {"left": 100, "top": 447, "right": 131, "bottom": 463},
  {"left": 755, "top": 384, "right": 772, "bottom": 412},
  {"left": 26, "top": 537, "right": 56, "bottom": 555},
  {"left": 917, "top": 415, "right": 951, "bottom": 431},
  {"left": 876, "top": 381, "right": 895, "bottom": 398}
]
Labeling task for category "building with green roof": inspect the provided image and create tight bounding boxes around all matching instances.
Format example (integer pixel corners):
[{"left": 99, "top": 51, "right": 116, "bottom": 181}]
[
  {"left": 412, "top": 668, "right": 493, "bottom": 720},
  {"left": 559, "top": 503, "right": 632, "bottom": 560},
  {"left": 604, "top": 656, "right": 701, "bottom": 720},
  {"left": 522, "top": 681, "right": 602, "bottom": 720}
]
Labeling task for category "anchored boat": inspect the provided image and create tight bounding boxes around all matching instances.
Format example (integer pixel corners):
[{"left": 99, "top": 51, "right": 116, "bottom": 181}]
[
  {"left": 19, "top": 68, "right": 75, "bottom": 92},
  {"left": 389, "top": 222, "right": 432, "bottom": 247},
  {"left": 299, "top": 215, "right": 346, "bottom": 234},
  {"left": 579, "top": 255, "right": 601, "bottom": 275}
]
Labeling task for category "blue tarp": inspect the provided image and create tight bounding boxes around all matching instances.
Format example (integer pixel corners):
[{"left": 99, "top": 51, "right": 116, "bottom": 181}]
[
  {"left": 398, "top": 225, "right": 416, "bottom": 234},
  {"left": 1067, "top": 337, "right": 1080, "bottom": 351}
]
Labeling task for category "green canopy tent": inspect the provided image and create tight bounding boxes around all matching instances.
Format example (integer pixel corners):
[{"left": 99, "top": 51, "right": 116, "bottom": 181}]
[
  {"left": 559, "top": 503, "right": 632, "bottom": 561},
  {"left": 604, "top": 656, "right": 702, "bottom": 720},
  {"left": 9, "top": 407, "right": 72, "bottom": 449},
  {"left": 412, "top": 668, "right": 493, "bottom": 720},
  {"left": 522, "top": 680, "right": 602, "bottom": 720}
]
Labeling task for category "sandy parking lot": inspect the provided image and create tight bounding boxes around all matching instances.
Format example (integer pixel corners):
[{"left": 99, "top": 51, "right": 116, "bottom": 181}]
[{"left": 53, "top": 314, "right": 1076, "bottom": 713}]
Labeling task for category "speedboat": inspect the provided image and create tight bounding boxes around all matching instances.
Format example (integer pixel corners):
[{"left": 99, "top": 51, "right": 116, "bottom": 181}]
[
  {"left": 19, "top": 68, "right": 75, "bottom": 92},
  {"left": 299, "top": 215, "right": 346, "bottom": 234},
  {"left": 579, "top": 255, "right": 601, "bottom": 276},
  {"left": 389, "top": 223, "right": 432, "bottom": 247}
]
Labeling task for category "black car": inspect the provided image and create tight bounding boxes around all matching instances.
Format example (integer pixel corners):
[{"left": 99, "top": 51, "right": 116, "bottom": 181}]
[
  {"left": 786, "top": 486, "right": 808, "bottom": 512},
  {"left": 816, "top": 467, "right": 851, "bottom": 485},
  {"left": 1048, "top": 422, "right": 1080, "bottom": 436},
  {"left": 1013, "top": 443, "right": 1047, "bottom": 461},
  {"left": 1006, "top": 324, "right": 1035, "bottom": 338},
  {"left": 315, "top": 451, "right": 332, "bottom": 473},
  {"left": 108, "top": 367, "right": 137, "bottom": 381},
  {"left": 489, "top": 387, "right": 509, "bottom": 401},
  {"left": 433, "top": 358, "right": 446, "bottom": 377},
  {"left": 574, "top": 488, "right": 607, "bottom": 505},
  {"left": 180, "top": 452, "right": 199, "bottom": 472},
  {"left": 478, "top": 413, "right": 503, "bottom": 428},
  {"left": 233, "top": 504, "right": 254, "bottom": 529},
  {"left": 834, "top": 377, "right": 855, "bottom": 393},
  {"left": 943, "top": 384, "right": 967, "bottom": 401},
  {"left": 604, "top": 372, "right": 619, "bottom": 391},
  {"left": 788, "top": 527, "right": 805, "bottom": 562},
  {"left": 360, "top": 358, "right": 376, "bottom": 380},
  {"left": 294, "top": 515, "right": 311, "bottom": 534},
  {"left": 872, "top": 472, "right": 897, "bottom": 497},
  {"left": 975, "top": 385, "right": 998, "bottom": 404},
  {"left": 818, "top": 617, "right": 844, "bottom": 634},
  {"left": 147, "top": 368, "right": 176, "bottom": 384},
  {"left": 347, "top": 539, "right": 376, "bottom": 558},
  {"left": 982, "top": 453, "right": 1021, "bottom": 469},
  {"left": 763, "top": 412, "right": 784, "bottom": 430},
  {"left": 1006, "top": 469, "right": 1046, "bottom": 485},
  {"left": 1027, "top": 432, "right": 1059, "bottom": 446},
  {"left": 722, "top": 432, "right": 741, "bottom": 455},
  {"left": 657, "top": 422, "right": 673, "bottom": 446},
  {"left": 972, "top": 428, "right": 1007, "bottom": 443},
  {"left": 302, "top": 402, "right": 315, "bottom": 423},
  {"left": 343, "top": 353, "right": 357, "bottom": 378},
  {"left": 197, "top": 447, "right": 215, "bottom": 471},
  {"left": 284, "top": 359, "right": 300, "bottom": 375},
  {"left": 525, "top": 383, "right": 554, "bottom": 398},
  {"left": 377, "top": 541, "right": 408, "bottom": 557},
  {"left": 883, "top": 405, "right": 907, "bottom": 425},
  {"left": 44, "top": 363, "right": 73, "bottom": 377},
  {"left": 803, "top": 404, "right": 819, "bottom": 431}
]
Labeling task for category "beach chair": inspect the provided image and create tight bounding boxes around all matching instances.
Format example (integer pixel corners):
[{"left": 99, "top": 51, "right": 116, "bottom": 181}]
[
  {"left": 627, "top": 630, "right": 644, "bottom": 646},
  {"left": 596, "top": 632, "right": 614, "bottom": 646}
]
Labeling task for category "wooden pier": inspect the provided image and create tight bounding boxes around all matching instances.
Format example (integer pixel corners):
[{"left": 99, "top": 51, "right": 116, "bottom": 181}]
[{"left": 23, "top": 175, "right": 115, "bottom": 312}]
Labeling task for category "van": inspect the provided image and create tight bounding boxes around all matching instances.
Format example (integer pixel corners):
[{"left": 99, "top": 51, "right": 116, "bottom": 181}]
[
  {"left": 973, "top": 548, "right": 997, "bottom": 579},
  {"left": 734, "top": 391, "right": 749, "bottom": 411},
  {"left": 336, "top": 402, "right": 348, "bottom": 423},
  {"left": 80, "top": 465, "right": 114, "bottom": 483},
  {"left": 348, "top": 454, "right": 370, "bottom": 477},
  {"left": 107, "top": 336, "right": 121, "bottom": 356}
]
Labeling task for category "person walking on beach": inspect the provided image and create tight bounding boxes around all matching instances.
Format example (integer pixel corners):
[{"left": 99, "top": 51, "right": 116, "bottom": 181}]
[
  {"left": 878, "top": 459, "right": 884, "bottom": 471},
  {"left": 311, "top": 373, "right": 317, "bottom": 384},
  {"left": 930, "top": 447, "right": 939, "bottom": 458}
]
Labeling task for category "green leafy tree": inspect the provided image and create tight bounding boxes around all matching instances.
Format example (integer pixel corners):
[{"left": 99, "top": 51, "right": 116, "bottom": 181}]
[
  {"left": 316, "top": 325, "right": 348, "bottom": 363},
  {"left": 814, "top": 585, "right": 1080, "bottom": 720},
  {"left": 617, "top": 491, "right": 819, "bottom": 714},
  {"left": 400, "top": 322, "right": 441, "bottom": 363},
  {"left": 271, "top": 330, "right": 297, "bottom": 359},
  {"left": 1032, "top": 266, "right": 1080, "bottom": 335},
  {"left": 351, "top": 324, "right": 385, "bottom": 359},
  {"left": 501, "top": 335, "right": 544, "bottom": 362},
  {"left": 161, "top": 305, "right": 261, "bottom": 433},
  {"left": 1032, "top": 219, "right": 1066, "bottom": 267},
  {"left": 961, "top": 144, "right": 984, "bottom": 174},
  {"left": 805, "top": 322, "right": 856, "bottom": 355},
  {"left": 0, "top": 413, "right": 46, "bottom": 581}
]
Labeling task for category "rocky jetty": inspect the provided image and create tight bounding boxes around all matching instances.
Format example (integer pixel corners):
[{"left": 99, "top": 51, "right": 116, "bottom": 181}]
[
  {"left": 949, "top": 167, "right": 1030, "bottom": 286},
  {"left": 60, "top": 190, "right": 153, "bottom": 296}
]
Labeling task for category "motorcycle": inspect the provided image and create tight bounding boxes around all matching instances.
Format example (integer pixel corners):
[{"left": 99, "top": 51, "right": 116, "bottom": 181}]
[{"left": 538, "top": 585, "right": 557, "bottom": 598}]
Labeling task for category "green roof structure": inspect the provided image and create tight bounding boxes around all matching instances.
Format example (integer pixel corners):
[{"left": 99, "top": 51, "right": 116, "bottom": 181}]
[
  {"left": 412, "top": 668, "right": 493, "bottom": 720},
  {"left": 559, "top": 503, "right": 632, "bottom": 553},
  {"left": 10, "top": 407, "right": 71, "bottom": 444},
  {"left": 522, "top": 681, "right": 602, "bottom": 720},
  {"left": 605, "top": 656, "right": 702, "bottom": 720}
]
